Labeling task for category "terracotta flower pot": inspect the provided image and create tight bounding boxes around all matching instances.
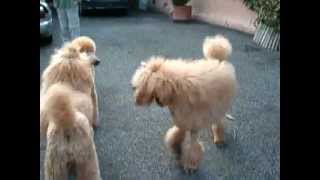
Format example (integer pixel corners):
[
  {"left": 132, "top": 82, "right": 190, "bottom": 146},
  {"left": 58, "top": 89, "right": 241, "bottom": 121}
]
[{"left": 172, "top": 5, "right": 192, "bottom": 21}]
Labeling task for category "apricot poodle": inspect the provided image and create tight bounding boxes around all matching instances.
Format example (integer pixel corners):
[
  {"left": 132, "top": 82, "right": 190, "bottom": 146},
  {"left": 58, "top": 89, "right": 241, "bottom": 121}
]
[
  {"left": 40, "top": 36, "right": 102, "bottom": 180},
  {"left": 131, "top": 35, "right": 237, "bottom": 172}
]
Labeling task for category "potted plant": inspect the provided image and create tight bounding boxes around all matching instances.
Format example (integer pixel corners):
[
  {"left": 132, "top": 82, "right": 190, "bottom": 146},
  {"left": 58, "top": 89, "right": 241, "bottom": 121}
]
[
  {"left": 171, "top": 0, "right": 192, "bottom": 21},
  {"left": 244, "top": 0, "right": 280, "bottom": 51}
]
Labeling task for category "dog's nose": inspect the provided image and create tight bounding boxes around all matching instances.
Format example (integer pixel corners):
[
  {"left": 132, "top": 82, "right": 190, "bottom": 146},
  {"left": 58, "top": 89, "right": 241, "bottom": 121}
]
[
  {"left": 94, "top": 58, "right": 100, "bottom": 66},
  {"left": 89, "top": 53, "right": 101, "bottom": 66}
]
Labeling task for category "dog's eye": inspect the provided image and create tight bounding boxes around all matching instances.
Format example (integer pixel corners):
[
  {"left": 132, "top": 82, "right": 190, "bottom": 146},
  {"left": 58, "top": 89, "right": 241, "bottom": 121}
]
[{"left": 132, "top": 86, "right": 136, "bottom": 91}]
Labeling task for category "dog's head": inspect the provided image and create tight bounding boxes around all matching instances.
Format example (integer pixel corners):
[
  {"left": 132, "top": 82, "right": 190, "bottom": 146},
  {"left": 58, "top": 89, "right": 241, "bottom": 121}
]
[
  {"left": 131, "top": 56, "right": 175, "bottom": 107},
  {"left": 44, "top": 42, "right": 97, "bottom": 91},
  {"left": 71, "top": 36, "right": 101, "bottom": 66}
]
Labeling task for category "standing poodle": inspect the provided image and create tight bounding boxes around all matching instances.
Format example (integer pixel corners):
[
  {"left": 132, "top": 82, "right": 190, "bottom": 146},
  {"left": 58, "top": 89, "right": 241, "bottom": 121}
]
[
  {"left": 131, "top": 35, "right": 237, "bottom": 172},
  {"left": 40, "top": 37, "right": 102, "bottom": 180}
]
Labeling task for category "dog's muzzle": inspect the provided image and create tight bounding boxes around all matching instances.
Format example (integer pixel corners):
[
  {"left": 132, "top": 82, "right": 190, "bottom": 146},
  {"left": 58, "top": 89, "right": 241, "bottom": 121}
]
[
  {"left": 89, "top": 53, "right": 101, "bottom": 66},
  {"left": 93, "top": 58, "right": 101, "bottom": 66}
]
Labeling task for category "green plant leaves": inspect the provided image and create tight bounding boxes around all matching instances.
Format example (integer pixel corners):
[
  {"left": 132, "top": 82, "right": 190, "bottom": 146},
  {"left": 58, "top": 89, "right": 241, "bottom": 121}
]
[{"left": 244, "top": 0, "right": 280, "bottom": 32}]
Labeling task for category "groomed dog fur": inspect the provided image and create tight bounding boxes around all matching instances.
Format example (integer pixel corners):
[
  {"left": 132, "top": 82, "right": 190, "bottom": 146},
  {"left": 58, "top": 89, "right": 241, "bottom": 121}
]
[
  {"left": 131, "top": 35, "right": 237, "bottom": 172},
  {"left": 40, "top": 37, "right": 101, "bottom": 180}
]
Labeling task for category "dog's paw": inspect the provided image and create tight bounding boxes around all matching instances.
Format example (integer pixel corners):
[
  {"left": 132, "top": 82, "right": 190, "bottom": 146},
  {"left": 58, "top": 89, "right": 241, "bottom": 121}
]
[
  {"left": 180, "top": 159, "right": 199, "bottom": 174},
  {"left": 92, "top": 123, "right": 99, "bottom": 129},
  {"left": 92, "top": 119, "right": 100, "bottom": 129},
  {"left": 179, "top": 150, "right": 202, "bottom": 174},
  {"left": 183, "top": 167, "right": 198, "bottom": 174},
  {"left": 212, "top": 127, "right": 225, "bottom": 145},
  {"left": 213, "top": 138, "right": 225, "bottom": 145},
  {"left": 213, "top": 137, "right": 227, "bottom": 149},
  {"left": 216, "top": 142, "right": 227, "bottom": 149},
  {"left": 179, "top": 139, "right": 204, "bottom": 174}
]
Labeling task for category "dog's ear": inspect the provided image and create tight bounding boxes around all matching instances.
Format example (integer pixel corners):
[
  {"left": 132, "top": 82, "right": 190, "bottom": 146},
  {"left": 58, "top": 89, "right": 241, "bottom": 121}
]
[
  {"left": 154, "top": 78, "right": 175, "bottom": 107},
  {"left": 134, "top": 57, "right": 167, "bottom": 106},
  {"left": 135, "top": 72, "right": 157, "bottom": 105}
]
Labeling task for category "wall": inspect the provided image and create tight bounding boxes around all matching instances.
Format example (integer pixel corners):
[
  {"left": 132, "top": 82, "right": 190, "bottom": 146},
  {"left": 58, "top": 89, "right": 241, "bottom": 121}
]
[{"left": 150, "top": 0, "right": 257, "bottom": 34}]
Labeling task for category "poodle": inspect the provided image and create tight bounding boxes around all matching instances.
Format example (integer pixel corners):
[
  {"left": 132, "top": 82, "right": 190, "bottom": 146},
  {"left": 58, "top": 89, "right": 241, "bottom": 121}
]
[
  {"left": 40, "top": 36, "right": 102, "bottom": 180},
  {"left": 131, "top": 35, "right": 237, "bottom": 172}
]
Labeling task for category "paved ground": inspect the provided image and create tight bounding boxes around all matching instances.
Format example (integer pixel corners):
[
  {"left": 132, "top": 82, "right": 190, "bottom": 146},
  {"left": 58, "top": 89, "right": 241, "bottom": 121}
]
[{"left": 40, "top": 10, "right": 280, "bottom": 180}]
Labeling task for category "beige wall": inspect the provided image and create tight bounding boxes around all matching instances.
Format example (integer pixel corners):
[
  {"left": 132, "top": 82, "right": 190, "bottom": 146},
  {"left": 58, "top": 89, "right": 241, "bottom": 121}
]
[{"left": 150, "top": 0, "right": 257, "bottom": 34}]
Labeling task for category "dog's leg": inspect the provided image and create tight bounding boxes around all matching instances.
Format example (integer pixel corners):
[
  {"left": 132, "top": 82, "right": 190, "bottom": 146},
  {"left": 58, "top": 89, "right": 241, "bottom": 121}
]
[
  {"left": 211, "top": 119, "right": 225, "bottom": 144},
  {"left": 91, "top": 81, "right": 100, "bottom": 129},
  {"left": 40, "top": 81, "right": 48, "bottom": 98},
  {"left": 45, "top": 151, "right": 68, "bottom": 180},
  {"left": 40, "top": 115, "right": 48, "bottom": 139},
  {"left": 164, "top": 125, "right": 186, "bottom": 155},
  {"left": 180, "top": 130, "right": 204, "bottom": 173},
  {"left": 40, "top": 102, "right": 48, "bottom": 139},
  {"left": 77, "top": 146, "right": 101, "bottom": 180}
]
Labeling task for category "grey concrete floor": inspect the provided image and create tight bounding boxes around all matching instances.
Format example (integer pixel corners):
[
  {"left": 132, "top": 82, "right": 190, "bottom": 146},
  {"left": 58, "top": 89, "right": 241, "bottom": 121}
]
[{"left": 40, "top": 10, "right": 280, "bottom": 180}]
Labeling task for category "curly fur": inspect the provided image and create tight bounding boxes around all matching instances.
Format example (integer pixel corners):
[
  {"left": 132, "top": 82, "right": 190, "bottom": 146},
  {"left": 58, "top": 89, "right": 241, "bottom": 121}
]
[
  {"left": 131, "top": 35, "right": 237, "bottom": 171},
  {"left": 164, "top": 126, "right": 186, "bottom": 155},
  {"left": 40, "top": 37, "right": 101, "bottom": 180},
  {"left": 203, "top": 35, "right": 232, "bottom": 60}
]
